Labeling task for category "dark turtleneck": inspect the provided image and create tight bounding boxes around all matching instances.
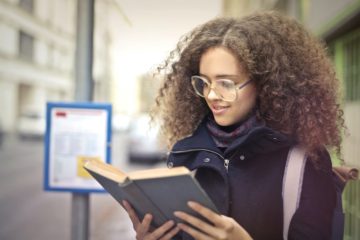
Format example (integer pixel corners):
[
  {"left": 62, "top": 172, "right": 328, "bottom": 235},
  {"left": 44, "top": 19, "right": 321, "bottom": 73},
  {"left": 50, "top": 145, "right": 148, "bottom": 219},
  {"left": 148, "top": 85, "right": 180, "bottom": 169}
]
[{"left": 206, "top": 113, "right": 262, "bottom": 151}]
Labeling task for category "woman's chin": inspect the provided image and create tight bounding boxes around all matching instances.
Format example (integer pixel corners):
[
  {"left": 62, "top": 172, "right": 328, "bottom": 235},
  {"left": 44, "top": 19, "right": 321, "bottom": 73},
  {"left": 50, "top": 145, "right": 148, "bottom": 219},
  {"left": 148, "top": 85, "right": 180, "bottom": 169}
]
[{"left": 213, "top": 116, "right": 234, "bottom": 127}]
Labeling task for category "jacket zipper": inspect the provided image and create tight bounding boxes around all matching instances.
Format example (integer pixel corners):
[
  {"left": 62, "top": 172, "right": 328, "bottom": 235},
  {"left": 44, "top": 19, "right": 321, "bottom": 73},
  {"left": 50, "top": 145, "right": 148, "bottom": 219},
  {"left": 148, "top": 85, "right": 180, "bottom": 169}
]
[
  {"left": 171, "top": 148, "right": 231, "bottom": 172},
  {"left": 224, "top": 159, "right": 230, "bottom": 171}
]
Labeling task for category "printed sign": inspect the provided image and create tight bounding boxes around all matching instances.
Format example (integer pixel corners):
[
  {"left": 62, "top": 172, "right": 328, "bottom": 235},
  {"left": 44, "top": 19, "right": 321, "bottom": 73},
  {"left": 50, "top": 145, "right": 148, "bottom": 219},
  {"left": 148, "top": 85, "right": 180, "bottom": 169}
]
[{"left": 44, "top": 102, "right": 112, "bottom": 192}]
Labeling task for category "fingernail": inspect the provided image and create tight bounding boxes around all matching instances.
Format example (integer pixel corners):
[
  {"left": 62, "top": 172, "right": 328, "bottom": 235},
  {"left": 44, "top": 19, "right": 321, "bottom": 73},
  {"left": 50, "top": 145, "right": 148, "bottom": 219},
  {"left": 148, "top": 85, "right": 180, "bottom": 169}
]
[
  {"left": 188, "top": 201, "right": 196, "bottom": 207},
  {"left": 167, "top": 220, "right": 174, "bottom": 226},
  {"left": 122, "top": 200, "right": 128, "bottom": 207},
  {"left": 173, "top": 211, "right": 182, "bottom": 217}
]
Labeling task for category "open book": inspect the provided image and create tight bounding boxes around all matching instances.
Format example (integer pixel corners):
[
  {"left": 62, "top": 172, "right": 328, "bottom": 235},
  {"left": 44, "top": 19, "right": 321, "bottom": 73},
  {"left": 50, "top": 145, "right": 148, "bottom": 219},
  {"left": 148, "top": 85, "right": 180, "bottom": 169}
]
[{"left": 83, "top": 159, "right": 218, "bottom": 228}]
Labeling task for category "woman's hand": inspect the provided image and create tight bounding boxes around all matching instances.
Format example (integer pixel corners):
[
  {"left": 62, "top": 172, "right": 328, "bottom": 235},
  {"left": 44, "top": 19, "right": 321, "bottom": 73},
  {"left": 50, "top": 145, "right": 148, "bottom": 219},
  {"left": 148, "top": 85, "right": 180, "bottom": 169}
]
[
  {"left": 174, "top": 201, "right": 252, "bottom": 240},
  {"left": 122, "top": 200, "right": 180, "bottom": 240}
]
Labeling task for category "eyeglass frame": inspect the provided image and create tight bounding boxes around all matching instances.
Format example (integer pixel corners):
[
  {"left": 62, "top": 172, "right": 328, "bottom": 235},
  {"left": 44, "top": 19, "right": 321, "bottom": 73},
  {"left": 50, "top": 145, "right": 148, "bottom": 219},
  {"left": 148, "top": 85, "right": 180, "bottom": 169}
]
[{"left": 190, "top": 75, "right": 253, "bottom": 102}]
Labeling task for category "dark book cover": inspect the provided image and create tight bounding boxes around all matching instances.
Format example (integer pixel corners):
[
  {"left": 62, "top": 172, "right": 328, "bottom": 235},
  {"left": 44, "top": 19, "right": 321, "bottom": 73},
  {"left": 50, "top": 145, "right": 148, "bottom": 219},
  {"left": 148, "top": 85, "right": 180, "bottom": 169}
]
[{"left": 84, "top": 161, "right": 219, "bottom": 228}]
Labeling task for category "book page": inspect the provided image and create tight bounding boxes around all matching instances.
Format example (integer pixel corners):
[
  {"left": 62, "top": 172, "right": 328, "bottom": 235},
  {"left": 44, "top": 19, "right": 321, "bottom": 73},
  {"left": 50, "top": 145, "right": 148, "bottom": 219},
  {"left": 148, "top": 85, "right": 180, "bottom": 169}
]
[
  {"left": 128, "top": 166, "right": 190, "bottom": 180},
  {"left": 84, "top": 159, "right": 128, "bottom": 183}
]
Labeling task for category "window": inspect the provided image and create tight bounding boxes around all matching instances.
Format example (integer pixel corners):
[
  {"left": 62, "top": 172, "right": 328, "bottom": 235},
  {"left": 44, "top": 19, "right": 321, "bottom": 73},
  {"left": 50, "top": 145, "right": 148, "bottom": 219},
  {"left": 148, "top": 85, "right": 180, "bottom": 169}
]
[
  {"left": 343, "top": 29, "right": 360, "bottom": 102},
  {"left": 19, "top": 0, "right": 34, "bottom": 14},
  {"left": 19, "top": 31, "right": 34, "bottom": 61},
  {"left": 328, "top": 28, "right": 360, "bottom": 102}
]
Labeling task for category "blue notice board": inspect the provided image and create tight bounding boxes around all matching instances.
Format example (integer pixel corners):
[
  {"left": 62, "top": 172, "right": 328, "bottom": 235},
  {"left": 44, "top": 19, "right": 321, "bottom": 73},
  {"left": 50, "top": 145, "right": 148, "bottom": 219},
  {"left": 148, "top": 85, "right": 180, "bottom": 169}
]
[{"left": 44, "top": 102, "right": 112, "bottom": 192}]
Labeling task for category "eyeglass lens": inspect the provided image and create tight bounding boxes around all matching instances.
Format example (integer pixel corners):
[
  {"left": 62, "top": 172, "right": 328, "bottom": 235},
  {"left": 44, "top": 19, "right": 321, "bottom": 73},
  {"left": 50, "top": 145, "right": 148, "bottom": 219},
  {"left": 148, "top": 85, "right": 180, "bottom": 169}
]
[{"left": 191, "top": 76, "right": 237, "bottom": 101}]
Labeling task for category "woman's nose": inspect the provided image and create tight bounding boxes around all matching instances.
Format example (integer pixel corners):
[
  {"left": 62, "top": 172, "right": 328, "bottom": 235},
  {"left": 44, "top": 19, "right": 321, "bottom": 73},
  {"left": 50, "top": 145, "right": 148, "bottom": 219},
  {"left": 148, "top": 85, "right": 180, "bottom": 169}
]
[{"left": 206, "top": 88, "right": 221, "bottom": 100}]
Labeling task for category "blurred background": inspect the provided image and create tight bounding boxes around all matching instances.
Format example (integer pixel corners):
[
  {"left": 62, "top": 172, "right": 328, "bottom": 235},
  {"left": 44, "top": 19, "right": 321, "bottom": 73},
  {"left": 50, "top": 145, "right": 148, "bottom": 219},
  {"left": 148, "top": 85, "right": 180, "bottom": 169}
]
[{"left": 0, "top": 0, "right": 359, "bottom": 239}]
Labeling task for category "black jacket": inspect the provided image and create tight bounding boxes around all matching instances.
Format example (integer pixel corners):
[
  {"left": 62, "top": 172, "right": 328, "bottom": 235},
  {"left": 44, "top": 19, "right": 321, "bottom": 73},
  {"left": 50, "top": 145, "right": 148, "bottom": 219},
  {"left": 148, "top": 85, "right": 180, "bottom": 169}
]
[{"left": 168, "top": 120, "right": 336, "bottom": 240}]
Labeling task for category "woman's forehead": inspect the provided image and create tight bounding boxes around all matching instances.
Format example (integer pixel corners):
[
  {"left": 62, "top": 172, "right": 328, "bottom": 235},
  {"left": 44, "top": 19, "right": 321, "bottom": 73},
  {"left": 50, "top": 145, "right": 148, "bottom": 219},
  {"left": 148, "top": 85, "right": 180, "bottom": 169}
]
[{"left": 199, "top": 47, "right": 248, "bottom": 77}]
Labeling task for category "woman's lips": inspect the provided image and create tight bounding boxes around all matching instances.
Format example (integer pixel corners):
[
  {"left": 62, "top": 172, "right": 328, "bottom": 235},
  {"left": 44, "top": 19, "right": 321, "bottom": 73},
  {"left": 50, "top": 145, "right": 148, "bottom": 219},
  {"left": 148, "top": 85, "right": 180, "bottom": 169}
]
[{"left": 211, "top": 105, "right": 229, "bottom": 115}]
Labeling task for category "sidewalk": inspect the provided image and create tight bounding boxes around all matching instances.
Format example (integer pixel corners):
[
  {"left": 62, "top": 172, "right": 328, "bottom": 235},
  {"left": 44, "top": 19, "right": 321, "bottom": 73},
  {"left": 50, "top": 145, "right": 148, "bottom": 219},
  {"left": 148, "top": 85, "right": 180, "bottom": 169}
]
[{"left": 90, "top": 195, "right": 135, "bottom": 240}]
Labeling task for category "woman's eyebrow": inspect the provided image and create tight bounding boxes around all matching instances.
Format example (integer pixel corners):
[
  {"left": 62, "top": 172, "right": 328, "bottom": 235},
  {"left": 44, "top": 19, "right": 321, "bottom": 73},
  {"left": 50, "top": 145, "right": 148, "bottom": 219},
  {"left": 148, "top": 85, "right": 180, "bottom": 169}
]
[
  {"left": 199, "top": 73, "right": 239, "bottom": 79},
  {"left": 215, "top": 74, "right": 239, "bottom": 79},
  {"left": 199, "top": 73, "right": 209, "bottom": 78}
]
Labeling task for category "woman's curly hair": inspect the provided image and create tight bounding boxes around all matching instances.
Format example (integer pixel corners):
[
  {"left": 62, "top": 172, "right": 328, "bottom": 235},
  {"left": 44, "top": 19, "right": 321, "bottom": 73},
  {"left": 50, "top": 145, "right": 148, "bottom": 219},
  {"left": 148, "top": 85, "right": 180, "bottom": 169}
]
[{"left": 151, "top": 11, "right": 345, "bottom": 163}]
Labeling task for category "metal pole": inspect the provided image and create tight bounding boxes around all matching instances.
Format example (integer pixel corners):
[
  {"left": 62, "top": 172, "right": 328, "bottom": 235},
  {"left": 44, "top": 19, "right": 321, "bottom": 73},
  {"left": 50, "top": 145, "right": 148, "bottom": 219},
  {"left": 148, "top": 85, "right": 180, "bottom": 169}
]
[
  {"left": 71, "top": 193, "right": 90, "bottom": 240},
  {"left": 74, "top": 0, "right": 95, "bottom": 102},
  {"left": 71, "top": 0, "right": 95, "bottom": 240}
]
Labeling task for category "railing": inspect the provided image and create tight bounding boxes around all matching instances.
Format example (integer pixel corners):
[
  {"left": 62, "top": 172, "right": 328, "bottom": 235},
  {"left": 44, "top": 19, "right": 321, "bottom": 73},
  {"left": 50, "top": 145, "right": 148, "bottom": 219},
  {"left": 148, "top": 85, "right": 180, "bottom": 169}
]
[{"left": 343, "top": 180, "right": 360, "bottom": 239}]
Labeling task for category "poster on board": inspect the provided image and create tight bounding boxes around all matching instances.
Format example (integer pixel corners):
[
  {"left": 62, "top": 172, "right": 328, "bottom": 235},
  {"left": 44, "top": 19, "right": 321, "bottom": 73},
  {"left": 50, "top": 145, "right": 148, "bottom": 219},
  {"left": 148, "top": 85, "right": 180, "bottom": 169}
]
[{"left": 44, "top": 102, "right": 112, "bottom": 192}]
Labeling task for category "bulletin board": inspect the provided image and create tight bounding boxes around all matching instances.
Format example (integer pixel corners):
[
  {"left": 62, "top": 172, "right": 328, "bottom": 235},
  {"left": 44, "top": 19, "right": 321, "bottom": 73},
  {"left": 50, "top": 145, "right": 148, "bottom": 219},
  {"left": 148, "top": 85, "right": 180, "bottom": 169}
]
[{"left": 44, "top": 102, "right": 112, "bottom": 192}]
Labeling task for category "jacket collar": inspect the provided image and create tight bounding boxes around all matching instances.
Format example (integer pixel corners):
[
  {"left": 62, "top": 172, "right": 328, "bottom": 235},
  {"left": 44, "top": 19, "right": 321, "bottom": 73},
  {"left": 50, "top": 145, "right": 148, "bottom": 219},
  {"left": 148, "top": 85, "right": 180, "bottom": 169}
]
[
  {"left": 171, "top": 118, "right": 295, "bottom": 156},
  {"left": 171, "top": 119, "right": 220, "bottom": 153}
]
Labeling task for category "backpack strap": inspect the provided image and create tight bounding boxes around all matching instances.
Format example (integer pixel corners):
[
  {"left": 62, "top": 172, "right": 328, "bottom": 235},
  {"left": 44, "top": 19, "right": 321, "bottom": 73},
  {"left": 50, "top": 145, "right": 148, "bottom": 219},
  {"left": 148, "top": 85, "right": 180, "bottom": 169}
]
[{"left": 283, "top": 145, "right": 307, "bottom": 240}]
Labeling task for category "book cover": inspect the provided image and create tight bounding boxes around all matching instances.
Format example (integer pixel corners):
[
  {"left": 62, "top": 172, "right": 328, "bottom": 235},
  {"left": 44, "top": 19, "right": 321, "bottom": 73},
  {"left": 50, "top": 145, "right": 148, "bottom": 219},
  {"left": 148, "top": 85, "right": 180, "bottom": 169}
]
[{"left": 83, "top": 159, "right": 219, "bottom": 228}]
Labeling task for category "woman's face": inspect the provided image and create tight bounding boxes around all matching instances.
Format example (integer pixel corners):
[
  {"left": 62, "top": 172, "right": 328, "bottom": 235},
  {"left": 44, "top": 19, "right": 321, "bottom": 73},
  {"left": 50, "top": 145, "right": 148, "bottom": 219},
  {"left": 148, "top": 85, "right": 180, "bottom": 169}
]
[{"left": 199, "top": 47, "right": 257, "bottom": 126}]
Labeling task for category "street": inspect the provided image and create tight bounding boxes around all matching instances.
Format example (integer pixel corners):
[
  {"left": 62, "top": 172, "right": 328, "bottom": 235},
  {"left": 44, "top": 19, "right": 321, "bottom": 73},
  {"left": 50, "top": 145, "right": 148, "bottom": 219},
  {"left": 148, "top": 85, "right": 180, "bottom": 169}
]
[{"left": 0, "top": 133, "right": 165, "bottom": 240}]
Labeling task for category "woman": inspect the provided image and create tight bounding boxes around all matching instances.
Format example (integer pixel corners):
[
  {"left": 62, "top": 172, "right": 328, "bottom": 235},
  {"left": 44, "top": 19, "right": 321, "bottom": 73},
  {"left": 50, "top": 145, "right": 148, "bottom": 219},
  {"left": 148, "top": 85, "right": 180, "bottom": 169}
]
[{"left": 123, "top": 11, "right": 344, "bottom": 240}]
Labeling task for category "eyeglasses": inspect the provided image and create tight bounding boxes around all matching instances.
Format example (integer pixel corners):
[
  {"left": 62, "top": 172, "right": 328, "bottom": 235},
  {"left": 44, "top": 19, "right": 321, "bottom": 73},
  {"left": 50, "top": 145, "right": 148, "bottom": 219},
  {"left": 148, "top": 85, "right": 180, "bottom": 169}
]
[{"left": 191, "top": 75, "right": 253, "bottom": 102}]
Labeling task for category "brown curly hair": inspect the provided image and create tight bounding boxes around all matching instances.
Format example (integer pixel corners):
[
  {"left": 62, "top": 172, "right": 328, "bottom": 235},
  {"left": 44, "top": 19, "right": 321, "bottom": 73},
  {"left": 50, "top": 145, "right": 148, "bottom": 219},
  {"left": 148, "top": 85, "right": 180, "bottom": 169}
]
[{"left": 151, "top": 11, "right": 345, "bottom": 163}]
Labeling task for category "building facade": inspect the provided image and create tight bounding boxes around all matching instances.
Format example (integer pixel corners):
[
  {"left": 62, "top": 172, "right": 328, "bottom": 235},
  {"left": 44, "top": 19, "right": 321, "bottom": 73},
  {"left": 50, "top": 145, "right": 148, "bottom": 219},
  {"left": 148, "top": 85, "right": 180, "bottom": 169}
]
[
  {"left": 0, "top": 0, "right": 125, "bottom": 134},
  {"left": 0, "top": 0, "right": 75, "bottom": 133}
]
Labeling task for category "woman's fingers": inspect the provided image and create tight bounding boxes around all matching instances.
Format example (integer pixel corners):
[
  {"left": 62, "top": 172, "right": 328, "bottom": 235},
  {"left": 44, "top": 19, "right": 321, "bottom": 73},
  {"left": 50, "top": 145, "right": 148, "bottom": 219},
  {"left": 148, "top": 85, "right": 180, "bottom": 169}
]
[
  {"left": 175, "top": 211, "right": 229, "bottom": 240},
  {"left": 150, "top": 220, "right": 178, "bottom": 240},
  {"left": 177, "top": 223, "right": 213, "bottom": 240},
  {"left": 122, "top": 200, "right": 180, "bottom": 239},
  {"left": 188, "top": 201, "right": 230, "bottom": 229},
  {"left": 159, "top": 225, "right": 181, "bottom": 240},
  {"left": 174, "top": 202, "right": 239, "bottom": 239},
  {"left": 122, "top": 200, "right": 141, "bottom": 228},
  {"left": 123, "top": 201, "right": 153, "bottom": 239},
  {"left": 137, "top": 213, "right": 153, "bottom": 237},
  {"left": 174, "top": 211, "right": 214, "bottom": 233}
]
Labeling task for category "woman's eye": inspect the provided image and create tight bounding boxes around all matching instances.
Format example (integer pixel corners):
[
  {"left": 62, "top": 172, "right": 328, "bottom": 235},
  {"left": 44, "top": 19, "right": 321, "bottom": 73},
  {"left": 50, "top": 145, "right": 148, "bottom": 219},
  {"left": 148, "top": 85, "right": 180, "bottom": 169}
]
[
  {"left": 218, "top": 80, "right": 234, "bottom": 89},
  {"left": 201, "top": 81, "right": 209, "bottom": 88}
]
